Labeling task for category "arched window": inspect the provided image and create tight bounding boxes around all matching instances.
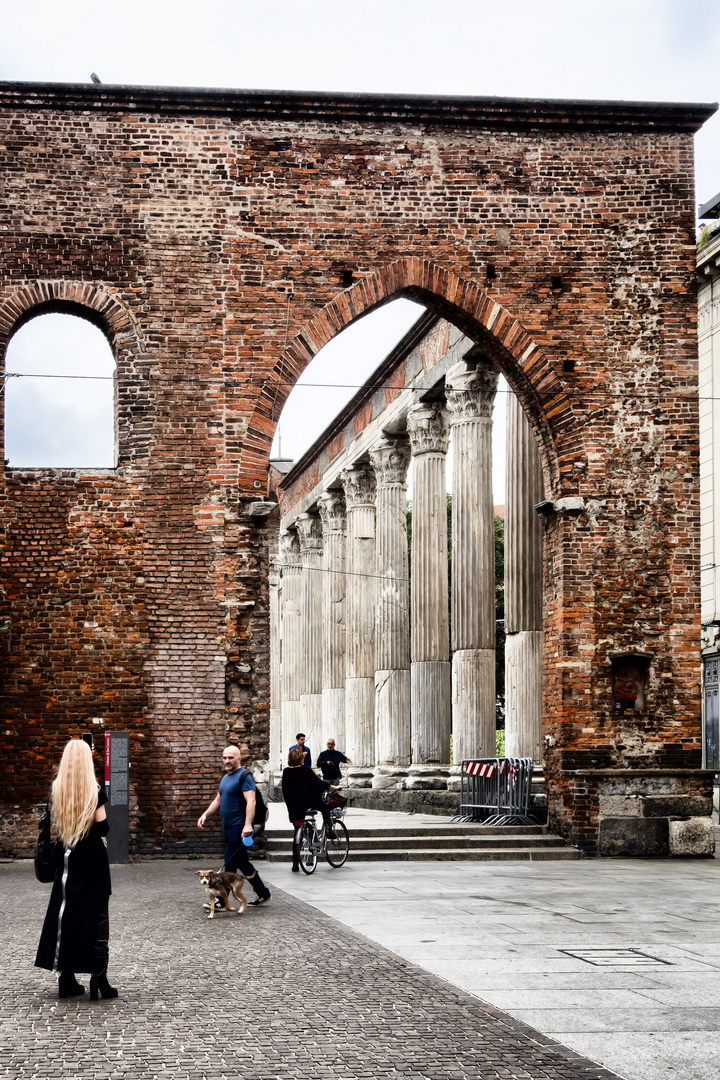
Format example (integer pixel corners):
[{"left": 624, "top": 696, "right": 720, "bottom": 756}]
[{"left": 4, "top": 312, "right": 116, "bottom": 468}]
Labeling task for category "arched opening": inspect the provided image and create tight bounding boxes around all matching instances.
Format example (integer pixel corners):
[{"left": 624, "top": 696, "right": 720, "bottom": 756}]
[
  {"left": 265, "top": 271, "right": 554, "bottom": 812},
  {"left": 4, "top": 310, "right": 116, "bottom": 469}
]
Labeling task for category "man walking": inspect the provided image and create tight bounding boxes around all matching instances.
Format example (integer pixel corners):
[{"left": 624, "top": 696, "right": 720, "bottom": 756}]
[
  {"left": 197, "top": 745, "right": 271, "bottom": 909},
  {"left": 317, "top": 739, "right": 352, "bottom": 784},
  {"left": 288, "top": 732, "right": 312, "bottom": 768}
]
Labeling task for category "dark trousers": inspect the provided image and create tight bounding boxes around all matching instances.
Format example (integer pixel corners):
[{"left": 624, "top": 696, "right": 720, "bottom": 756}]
[{"left": 224, "top": 838, "right": 270, "bottom": 899}]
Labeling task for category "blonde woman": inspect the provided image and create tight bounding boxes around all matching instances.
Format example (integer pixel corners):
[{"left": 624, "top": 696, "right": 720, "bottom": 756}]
[{"left": 35, "top": 739, "right": 118, "bottom": 1000}]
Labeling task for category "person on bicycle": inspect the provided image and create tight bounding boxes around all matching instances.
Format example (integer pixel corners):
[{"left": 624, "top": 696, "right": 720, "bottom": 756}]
[{"left": 282, "top": 747, "right": 340, "bottom": 872}]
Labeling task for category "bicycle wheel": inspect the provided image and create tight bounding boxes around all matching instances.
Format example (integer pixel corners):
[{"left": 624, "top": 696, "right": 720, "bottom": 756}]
[
  {"left": 299, "top": 821, "right": 317, "bottom": 874},
  {"left": 325, "top": 819, "right": 349, "bottom": 868}
]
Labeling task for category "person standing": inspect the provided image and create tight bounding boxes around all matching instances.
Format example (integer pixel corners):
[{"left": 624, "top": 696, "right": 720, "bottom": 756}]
[
  {"left": 197, "top": 745, "right": 271, "bottom": 908},
  {"left": 35, "top": 738, "right": 118, "bottom": 1000},
  {"left": 288, "top": 732, "right": 312, "bottom": 768},
  {"left": 316, "top": 739, "right": 352, "bottom": 784}
]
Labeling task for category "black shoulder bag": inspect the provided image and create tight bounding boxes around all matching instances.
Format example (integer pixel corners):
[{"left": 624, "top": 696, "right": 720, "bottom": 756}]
[{"left": 34, "top": 804, "right": 57, "bottom": 883}]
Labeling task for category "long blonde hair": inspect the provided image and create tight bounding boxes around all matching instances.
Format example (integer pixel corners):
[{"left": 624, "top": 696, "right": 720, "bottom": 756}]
[{"left": 51, "top": 739, "right": 99, "bottom": 848}]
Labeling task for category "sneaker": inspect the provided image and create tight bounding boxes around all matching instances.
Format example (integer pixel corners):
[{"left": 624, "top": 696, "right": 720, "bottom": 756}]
[
  {"left": 203, "top": 899, "right": 225, "bottom": 911},
  {"left": 249, "top": 894, "right": 270, "bottom": 906}
]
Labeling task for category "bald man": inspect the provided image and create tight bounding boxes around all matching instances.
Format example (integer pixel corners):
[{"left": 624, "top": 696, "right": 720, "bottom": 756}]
[{"left": 197, "top": 745, "right": 271, "bottom": 908}]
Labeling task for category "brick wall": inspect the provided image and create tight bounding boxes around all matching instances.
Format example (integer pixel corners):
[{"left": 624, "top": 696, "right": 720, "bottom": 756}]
[{"left": 0, "top": 85, "right": 713, "bottom": 853}]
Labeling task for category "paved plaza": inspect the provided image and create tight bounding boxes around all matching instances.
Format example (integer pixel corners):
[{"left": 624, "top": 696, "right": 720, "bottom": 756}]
[
  {"left": 2, "top": 808, "right": 719, "bottom": 1080},
  {"left": 261, "top": 808, "right": 720, "bottom": 1080},
  {"left": 2, "top": 854, "right": 619, "bottom": 1080}
]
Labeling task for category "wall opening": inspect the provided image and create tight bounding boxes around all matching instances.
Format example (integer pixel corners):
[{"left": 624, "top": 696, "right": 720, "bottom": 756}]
[{"left": 4, "top": 311, "right": 116, "bottom": 469}]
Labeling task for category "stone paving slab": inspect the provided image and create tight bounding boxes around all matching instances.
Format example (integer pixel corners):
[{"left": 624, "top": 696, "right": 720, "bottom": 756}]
[
  {"left": 258, "top": 857, "right": 720, "bottom": 1080},
  {"left": 0, "top": 859, "right": 621, "bottom": 1080}
]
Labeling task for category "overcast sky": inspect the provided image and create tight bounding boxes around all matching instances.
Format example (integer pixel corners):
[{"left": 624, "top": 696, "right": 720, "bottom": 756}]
[{"left": 2, "top": 0, "right": 719, "bottom": 496}]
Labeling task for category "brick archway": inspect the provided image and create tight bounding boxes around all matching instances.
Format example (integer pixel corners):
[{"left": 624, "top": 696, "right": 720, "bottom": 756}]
[
  {"left": 0, "top": 280, "right": 144, "bottom": 357},
  {"left": 253, "top": 258, "right": 577, "bottom": 497}
]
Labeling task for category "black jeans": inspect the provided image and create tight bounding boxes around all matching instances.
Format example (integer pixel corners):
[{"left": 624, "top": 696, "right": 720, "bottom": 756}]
[{"left": 224, "top": 838, "right": 270, "bottom": 899}]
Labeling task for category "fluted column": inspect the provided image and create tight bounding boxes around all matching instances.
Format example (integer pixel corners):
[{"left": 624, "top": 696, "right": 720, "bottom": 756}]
[
  {"left": 319, "top": 490, "right": 347, "bottom": 750},
  {"left": 280, "top": 529, "right": 303, "bottom": 760},
  {"left": 269, "top": 537, "right": 282, "bottom": 774},
  {"left": 340, "top": 464, "right": 377, "bottom": 770},
  {"left": 296, "top": 511, "right": 324, "bottom": 760},
  {"left": 446, "top": 357, "right": 499, "bottom": 762},
  {"left": 407, "top": 401, "right": 451, "bottom": 764},
  {"left": 370, "top": 435, "right": 412, "bottom": 767},
  {"left": 505, "top": 392, "right": 544, "bottom": 761}
]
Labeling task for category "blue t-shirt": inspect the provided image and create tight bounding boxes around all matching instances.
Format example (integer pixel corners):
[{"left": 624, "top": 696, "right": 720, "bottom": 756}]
[{"left": 219, "top": 768, "right": 257, "bottom": 837}]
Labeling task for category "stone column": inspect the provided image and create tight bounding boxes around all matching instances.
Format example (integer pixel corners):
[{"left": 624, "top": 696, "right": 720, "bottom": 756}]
[
  {"left": 370, "top": 434, "right": 412, "bottom": 773},
  {"left": 318, "top": 490, "right": 346, "bottom": 750},
  {"left": 340, "top": 464, "right": 377, "bottom": 776},
  {"left": 268, "top": 537, "right": 282, "bottom": 775},
  {"left": 406, "top": 401, "right": 451, "bottom": 764},
  {"left": 279, "top": 528, "right": 303, "bottom": 761},
  {"left": 296, "top": 510, "right": 324, "bottom": 761},
  {"left": 505, "top": 392, "right": 544, "bottom": 761},
  {"left": 445, "top": 357, "right": 499, "bottom": 763}
]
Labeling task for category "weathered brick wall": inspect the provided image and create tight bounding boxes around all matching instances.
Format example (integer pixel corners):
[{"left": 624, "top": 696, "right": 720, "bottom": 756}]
[{"left": 0, "top": 84, "right": 713, "bottom": 853}]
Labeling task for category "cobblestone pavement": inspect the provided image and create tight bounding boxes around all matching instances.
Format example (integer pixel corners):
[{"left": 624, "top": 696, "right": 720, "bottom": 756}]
[{"left": 0, "top": 859, "right": 621, "bottom": 1080}]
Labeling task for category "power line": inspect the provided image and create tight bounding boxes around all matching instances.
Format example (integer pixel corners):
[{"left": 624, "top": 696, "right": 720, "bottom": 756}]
[{"left": 0, "top": 369, "right": 714, "bottom": 403}]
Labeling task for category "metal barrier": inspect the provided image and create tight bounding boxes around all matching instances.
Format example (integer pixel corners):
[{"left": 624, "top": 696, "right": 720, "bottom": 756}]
[{"left": 455, "top": 757, "right": 536, "bottom": 825}]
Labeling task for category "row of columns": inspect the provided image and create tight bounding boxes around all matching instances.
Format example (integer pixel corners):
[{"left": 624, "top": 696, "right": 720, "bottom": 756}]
[{"left": 274, "top": 354, "right": 544, "bottom": 779}]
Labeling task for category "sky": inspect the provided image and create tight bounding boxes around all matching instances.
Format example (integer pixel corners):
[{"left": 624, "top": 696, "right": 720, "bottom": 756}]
[{"left": 2, "top": 0, "right": 719, "bottom": 495}]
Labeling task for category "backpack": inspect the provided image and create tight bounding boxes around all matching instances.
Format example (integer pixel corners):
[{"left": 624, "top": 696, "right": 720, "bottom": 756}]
[{"left": 238, "top": 768, "right": 268, "bottom": 827}]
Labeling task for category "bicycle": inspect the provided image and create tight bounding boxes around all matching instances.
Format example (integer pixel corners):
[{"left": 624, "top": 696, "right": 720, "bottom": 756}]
[{"left": 298, "top": 805, "right": 349, "bottom": 874}]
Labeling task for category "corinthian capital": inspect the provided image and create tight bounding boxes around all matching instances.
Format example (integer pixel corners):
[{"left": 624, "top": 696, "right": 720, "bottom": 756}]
[
  {"left": 369, "top": 435, "right": 411, "bottom": 487},
  {"left": 445, "top": 358, "right": 499, "bottom": 421},
  {"left": 279, "top": 529, "right": 301, "bottom": 568},
  {"left": 406, "top": 400, "right": 450, "bottom": 456},
  {"left": 340, "top": 463, "right": 376, "bottom": 509},
  {"left": 318, "top": 490, "right": 347, "bottom": 534},
  {"left": 296, "top": 511, "right": 323, "bottom": 554}
]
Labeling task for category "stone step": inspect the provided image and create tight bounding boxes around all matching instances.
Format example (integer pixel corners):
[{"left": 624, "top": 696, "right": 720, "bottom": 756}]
[
  {"left": 265, "top": 845, "right": 582, "bottom": 862},
  {"left": 265, "top": 833, "right": 564, "bottom": 852},
  {"left": 265, "top": 823, "right": 546, "bottom": 839}
]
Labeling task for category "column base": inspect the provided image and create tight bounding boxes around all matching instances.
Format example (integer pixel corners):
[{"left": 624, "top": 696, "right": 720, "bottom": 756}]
[
  {"left": 451, "top": 649, "right": 496, "bottom": 763},
  {"left": 375, "top": 668, "right": 411, "bottom": 766},
  {"left": 505, "top": 630, "right": 543, "bottom": 761},
  {"left": 405, "top": 764, "right": 451, "bottom": 790},
  {"left": 347, "top": 766, "right": 375, "bottom": 789},
  {"left": 411, "top": 661, "right": 451, "bottom": 763},
  {"left": 300, "top": 693, "right": 323, "bottom": 759},
  {"left": 322, "top": 687, "right": 346, "bottom": 750},
  {"left": 345, "top": 676, "right": 375, "bottom": 767},
  {"left": 372, "top": 765, "right": 409, "bottom": 790}
]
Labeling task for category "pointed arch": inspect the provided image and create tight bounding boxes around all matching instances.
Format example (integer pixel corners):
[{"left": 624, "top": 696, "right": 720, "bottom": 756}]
[{"left": 250, "top": 258, "right": 580, "bottom": 497}]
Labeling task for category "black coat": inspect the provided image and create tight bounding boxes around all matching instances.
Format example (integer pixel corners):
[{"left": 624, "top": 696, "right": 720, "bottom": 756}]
[
  {"left": 35, "top": 789, "right": 112, "bottom": 973},
  {"left": 282, "top": 766, "right": 330, "bottom": 822}
]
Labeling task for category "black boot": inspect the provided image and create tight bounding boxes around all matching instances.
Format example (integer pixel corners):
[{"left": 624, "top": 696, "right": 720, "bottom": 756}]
[
  {"left": 89, "top": 967, "right": 118, "bottom": 1000},
  {"left": 58, "top": 972, "right": 85, "bottom": 998},
  {"left": 90, "top": 927, "right": 118, "bottom": 1000}
]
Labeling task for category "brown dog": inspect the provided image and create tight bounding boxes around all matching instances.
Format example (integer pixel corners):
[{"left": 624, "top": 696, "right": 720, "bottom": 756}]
[{"left": 195, "top": 869, "right": 248, "bottom": 918}]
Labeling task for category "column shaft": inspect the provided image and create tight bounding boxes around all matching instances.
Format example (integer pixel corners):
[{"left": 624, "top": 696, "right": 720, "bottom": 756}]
[
  {"left": 341, "top": 465, "right": 377, "bottom": 768},
  {"left": 370, "top": 435, "right": 411, "bottom": 766},
  {"left": 446, "top": 357, "right": 499, "bottom": 762},
  {"left": 407, "top": 402, "right": 451, "bottom": 764},
  {"left": 269, "top": 538, "right": 282, "bottom": 774},
  {"left": 319, "top": 491, "right": 347, "bottom": 750},
  {"left": 297, "top": 511, "right": 324, "bottom": 761},
  {"left": 280, "top": 529, "right": 303, "bottom": 760},
  {"left": 505, "top": 392, "right": 544, "bottom": 759}
]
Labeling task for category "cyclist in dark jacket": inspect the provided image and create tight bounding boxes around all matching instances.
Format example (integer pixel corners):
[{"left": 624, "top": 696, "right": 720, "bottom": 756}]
[{"left": 282, "top": 748, "right": 339, "bottom": 871}]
